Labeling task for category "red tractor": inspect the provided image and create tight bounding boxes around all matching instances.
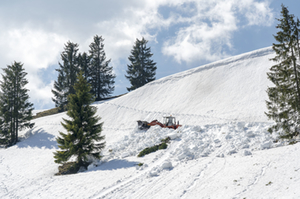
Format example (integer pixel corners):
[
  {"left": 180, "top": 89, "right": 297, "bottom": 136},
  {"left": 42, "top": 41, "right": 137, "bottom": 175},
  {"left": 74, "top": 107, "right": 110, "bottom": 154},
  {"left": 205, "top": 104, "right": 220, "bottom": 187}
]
[{"left": 137, "top": 116, "right": 181, "bottom": 130}]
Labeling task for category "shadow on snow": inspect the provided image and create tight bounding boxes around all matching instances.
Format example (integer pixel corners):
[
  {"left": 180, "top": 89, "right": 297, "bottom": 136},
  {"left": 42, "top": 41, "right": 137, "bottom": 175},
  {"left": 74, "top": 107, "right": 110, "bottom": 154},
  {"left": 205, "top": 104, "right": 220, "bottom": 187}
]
[
  {"left": 88, "top": 159, "right": 139, "bottom": 172},
  {"left": 17, "top": 128, "right": 58, "bottom": 149}
]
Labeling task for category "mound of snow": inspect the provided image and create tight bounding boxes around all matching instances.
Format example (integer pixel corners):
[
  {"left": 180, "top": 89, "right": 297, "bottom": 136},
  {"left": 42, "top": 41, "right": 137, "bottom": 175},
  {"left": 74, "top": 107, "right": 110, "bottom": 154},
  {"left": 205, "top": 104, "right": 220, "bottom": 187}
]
[{"left": 104, "top": 122, "right": 281, "bottom": 166}]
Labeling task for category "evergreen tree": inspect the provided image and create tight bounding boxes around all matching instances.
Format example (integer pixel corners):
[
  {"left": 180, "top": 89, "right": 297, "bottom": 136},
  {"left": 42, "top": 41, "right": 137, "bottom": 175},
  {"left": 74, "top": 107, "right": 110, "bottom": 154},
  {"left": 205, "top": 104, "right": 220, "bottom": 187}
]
[
  {"left": 0, "top": 70, "right": 13, "bottom": 146},
  {"left": 0, "top": 61, "right": 34, "bottom": 146},
  {"left": 78, "top": 52, "right": 91, "bottom": 80},
  {"left": 266, "top": 5, "right": 300, "bottom": 139},
  {"left": 125, "top": 37, "right": 157, "bottom": 91},
  {"left": 293, "top": 17, "right": 300, "bottom": 60},
  {"left": 53, "top": 72, "right": 105, "bottom": 171},
  {"left": 89, "top": 35, "right": 115, "bottom": 101},
  {"left": 52, "top": 41, "right": 80, "bottom": 111}
]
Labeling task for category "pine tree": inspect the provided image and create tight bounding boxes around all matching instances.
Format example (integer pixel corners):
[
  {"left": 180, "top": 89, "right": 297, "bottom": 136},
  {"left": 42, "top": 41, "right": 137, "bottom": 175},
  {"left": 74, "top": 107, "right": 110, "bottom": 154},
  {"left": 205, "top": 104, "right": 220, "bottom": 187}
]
[
  {"left": 0, "top": 61, "right": 34, "bottom": 146},
  {"left": 293, "top": 17, "right": 300, "bottom": 60},
  {"left": 266, "top": 5, "right": 300, "bottom": 139},
  {"left": 125, "top": 37, "right": 157, "bottom": 91},
  {"left": 53, "top": 72, "right": 105, "bottom": 171},
  {"left": 78, "top": 52, "right": 91, "bottom": 80},
  {"left": 52, "top": 41, "right": 80, "bottom": 111},
  {"left": 89, "top": 35, "right": 115, "bottom": 101},
  {"left": 0, "top": 70, "right": 13, "bottom": 146}
]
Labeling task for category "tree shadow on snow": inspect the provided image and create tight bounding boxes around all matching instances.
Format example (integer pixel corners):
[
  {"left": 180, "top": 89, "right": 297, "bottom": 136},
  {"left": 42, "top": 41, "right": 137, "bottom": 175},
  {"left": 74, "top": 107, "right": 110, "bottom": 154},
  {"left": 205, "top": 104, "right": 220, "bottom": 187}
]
[
  {"left": 17, "top": 128, "right": 58, "bottom": 149},
  {"left": 88, "top": 159, "right": 139, "bottom": 172}
]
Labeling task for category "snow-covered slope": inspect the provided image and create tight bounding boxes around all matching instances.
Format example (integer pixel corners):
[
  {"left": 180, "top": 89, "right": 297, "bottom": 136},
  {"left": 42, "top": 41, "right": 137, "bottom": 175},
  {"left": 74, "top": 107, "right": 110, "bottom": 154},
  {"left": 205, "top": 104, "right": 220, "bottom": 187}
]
[
  {"left": 1, "top": 46, "right": 300, "bottom": 199},
  {"left": 97, "top": 47, "right": 273, "bottom": 141}
]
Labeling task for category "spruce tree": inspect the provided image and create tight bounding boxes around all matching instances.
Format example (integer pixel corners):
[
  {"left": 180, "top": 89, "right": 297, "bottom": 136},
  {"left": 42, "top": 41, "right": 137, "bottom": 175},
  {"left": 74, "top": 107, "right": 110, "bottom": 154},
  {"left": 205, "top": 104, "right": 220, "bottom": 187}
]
[
  {"left": 78, "top": 52, "right": 91, "bottom": 80},
  {"left": 53, "top": 72, "right": 105, "bottom": 171},
  {"left": 52, "top": 41, "right": 80, "bottom": 111},
  {"left": 266, "top": 5, "right": 300, "bottom": 139},
  {"left": 293, "top": 17, "right": 300, "bottom": 60},
  {"left": 0, "top": 61, "right": 34, "bottom": 146},
  {"left": 89, "top": 35, "right": 115, "bottom": 101},
  {"left": 125, "top": 37, "right": 157, "bottom": 91}
]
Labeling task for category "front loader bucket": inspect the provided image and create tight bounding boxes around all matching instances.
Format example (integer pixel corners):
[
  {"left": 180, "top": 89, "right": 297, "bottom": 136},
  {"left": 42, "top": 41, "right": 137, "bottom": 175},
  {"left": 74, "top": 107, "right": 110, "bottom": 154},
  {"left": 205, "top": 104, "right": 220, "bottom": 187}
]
[{"left": 137, "top": 120, "right": 150, "bottom": 130}]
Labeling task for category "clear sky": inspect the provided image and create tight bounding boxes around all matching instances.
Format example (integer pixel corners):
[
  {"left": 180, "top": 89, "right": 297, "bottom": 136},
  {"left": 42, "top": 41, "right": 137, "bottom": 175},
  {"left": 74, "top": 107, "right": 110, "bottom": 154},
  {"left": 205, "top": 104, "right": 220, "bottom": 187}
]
[{"left": 0, "top": 0, "right": 299, "bottom": 110}]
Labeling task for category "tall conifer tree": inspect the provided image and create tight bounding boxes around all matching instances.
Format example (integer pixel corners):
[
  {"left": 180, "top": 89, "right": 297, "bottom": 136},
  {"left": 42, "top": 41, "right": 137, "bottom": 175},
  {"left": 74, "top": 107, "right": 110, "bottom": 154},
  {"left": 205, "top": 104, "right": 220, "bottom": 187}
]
[
  {"left": 52, "top": 41, "right": 80, "bottom": 111},
  {"left": 89, "top": 35, "right": 115, "bottom": 101},
  {"left": 0, "top": 61, "right": 34, "bottom": 146},
  {"left": 125, "top": 37, "right": 157, "bottom": 91},
  {"left": 78, "top": 52, "right": 91, "bottom": 80},
  {"left": 266, "top": 5, "right": 300, "bottom": 139},
  {"left": 53, "top": 72, "right": 105, "bottom": 171}
]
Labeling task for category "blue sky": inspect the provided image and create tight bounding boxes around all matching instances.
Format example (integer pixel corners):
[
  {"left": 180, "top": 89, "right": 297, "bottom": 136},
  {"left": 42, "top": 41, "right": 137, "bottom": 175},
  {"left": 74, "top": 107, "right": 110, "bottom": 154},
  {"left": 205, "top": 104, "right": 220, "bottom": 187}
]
[{"left": 0, "top": 0, "right": 299, "bottom": 110}]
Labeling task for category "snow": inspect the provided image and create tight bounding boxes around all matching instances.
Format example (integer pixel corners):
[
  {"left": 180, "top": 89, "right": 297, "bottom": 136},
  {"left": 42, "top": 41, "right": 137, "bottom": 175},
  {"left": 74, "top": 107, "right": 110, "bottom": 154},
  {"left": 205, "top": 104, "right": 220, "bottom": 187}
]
[{"left": 1, "top": 46, "right": 300, "bottom": 198}]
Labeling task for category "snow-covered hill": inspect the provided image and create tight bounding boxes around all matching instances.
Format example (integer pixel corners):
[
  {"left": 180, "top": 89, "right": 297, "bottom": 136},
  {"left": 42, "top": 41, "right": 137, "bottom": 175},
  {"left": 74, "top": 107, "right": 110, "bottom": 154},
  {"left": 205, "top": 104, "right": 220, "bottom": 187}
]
[
  {"left": 1, "top": 46, "right": 300, "bottom": 199},
  {"left": 96, "top": 47, "right": 273, "bottom": 140}
]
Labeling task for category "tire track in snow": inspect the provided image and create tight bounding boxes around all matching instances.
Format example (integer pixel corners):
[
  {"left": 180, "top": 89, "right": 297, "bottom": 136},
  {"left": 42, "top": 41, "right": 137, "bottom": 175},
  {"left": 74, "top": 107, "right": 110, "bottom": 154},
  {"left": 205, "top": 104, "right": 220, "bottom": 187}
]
[
  {"left": 102, "top": 102, "right": 232, "bottom": 123},
  {"left": 100, "top": 101, "right": 242, "bottom": 134},
  {"left": 102, "top": 127, "right": 135, "bottom": 132},
  {"left": 90, "top": 141, "right": 181, "bottom": 199},
  {"left": 0, "top": 156, "right": 9, "bottom": 196},
  {"left": 180, "top": 157, "right": 227, "bottom": 198},
  {"left": 0, "top": 156, "right": 13, "bottom": 198},
  {"left": 233, "top": 161, "right": 271, "bottom": 198}
]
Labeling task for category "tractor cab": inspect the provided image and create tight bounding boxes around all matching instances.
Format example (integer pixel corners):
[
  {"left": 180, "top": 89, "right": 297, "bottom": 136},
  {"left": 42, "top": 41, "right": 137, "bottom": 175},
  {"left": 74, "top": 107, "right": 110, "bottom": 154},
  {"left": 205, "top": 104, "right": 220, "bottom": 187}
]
[{"left": 163, "top": 116, "right": 176, "bottom": 127}]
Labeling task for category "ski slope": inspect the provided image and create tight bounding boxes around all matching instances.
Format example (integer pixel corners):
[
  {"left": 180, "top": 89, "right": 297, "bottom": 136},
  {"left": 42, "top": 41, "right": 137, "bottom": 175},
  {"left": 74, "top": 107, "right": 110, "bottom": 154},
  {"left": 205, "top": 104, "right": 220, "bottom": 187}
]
[{"left": 1, "top": 46, "right": 300, "bottom": 199}]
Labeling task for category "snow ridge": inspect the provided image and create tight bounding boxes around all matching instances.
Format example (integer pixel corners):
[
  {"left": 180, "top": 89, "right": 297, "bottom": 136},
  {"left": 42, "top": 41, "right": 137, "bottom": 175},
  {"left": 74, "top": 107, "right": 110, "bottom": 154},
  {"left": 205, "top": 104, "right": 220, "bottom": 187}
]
[{"left": 147, "top": 46, "right": 273, "bottom": 86}]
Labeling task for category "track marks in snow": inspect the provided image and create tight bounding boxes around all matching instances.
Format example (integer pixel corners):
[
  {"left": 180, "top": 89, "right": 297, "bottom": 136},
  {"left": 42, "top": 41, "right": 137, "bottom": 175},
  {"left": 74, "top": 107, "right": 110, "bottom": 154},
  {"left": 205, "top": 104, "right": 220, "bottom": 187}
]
[
  {"left": 180, "top": 157, "right": 227, "bottom": 198},
  {"left": 0, "top": 157, "right": 9, "bottom": 196},
  {"left": 94, "top": 121, "right": 279, "bottom": 198},
  {"left": 233, "top": 161, "right": 271, "bottom": 198},
  {"left": 0, "top": 156, "right": 15, "bottom": 198},
  {"left": 92, "top": 141, "right": 181, "bottom": 199},
  {"left": 102, "top": 101, "right": 232, "bottom": 123},
  {"left": 180, "top": 159, "right": 212, "bottom": 197}
]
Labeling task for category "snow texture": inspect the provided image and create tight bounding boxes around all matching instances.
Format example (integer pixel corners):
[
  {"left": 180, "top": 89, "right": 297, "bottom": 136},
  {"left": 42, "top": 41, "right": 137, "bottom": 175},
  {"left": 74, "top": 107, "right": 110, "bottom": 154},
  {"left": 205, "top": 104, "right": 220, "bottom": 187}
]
[{"left": 1, "top": 46, "right": 300, "bottom": 199}]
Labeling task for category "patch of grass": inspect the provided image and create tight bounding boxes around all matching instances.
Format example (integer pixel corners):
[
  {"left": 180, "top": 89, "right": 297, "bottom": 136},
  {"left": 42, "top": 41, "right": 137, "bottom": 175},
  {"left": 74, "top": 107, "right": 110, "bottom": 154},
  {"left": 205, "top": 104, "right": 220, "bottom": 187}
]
[
  {"left": 55, "top": 162, "right": 80, "bottom": 176},
  {"left": 288, "top": 140, "right": 298, "bottom": 145},
  {"left": 33, "top": 107, "right": 61, "bottom": 119},
  {"left": 161, "top": 136, "right": 171, "bottom": 143},
  {"left": 138, "top": 163, "right": 144, "bottom": 167},
  {"left": 266, "top": 181, "right": 272, "bottom": 186},
  {"left": 138, "top": 145, "right": 160, "bottom": 157},
  {"left": 33, "top": 94, "right": 128, "bottom": 120},
  {"left": 158, "top": 142, "right": 167, "bottom": 150},
  {"left": 137, "top": 138, "right": 169, "bottom": 157}
]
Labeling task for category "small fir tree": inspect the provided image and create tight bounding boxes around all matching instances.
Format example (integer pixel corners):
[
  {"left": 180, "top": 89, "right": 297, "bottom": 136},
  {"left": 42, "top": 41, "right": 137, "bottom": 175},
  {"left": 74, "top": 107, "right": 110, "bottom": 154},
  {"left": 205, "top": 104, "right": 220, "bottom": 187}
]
[
  {"left": 53, "top": 72, "right": 105, "bottom": 171},
  {"left": 0, "top": 61, "right": 34, "bottom": 146},
  {"left": 89, "top": 35, "right": 115, "bottom": 101},
  {"left": 266, "top": 5, "right": 300, "bottom": 139},
  {"left": 125, "top": 37, "right": 157, "bottom": 91}
]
